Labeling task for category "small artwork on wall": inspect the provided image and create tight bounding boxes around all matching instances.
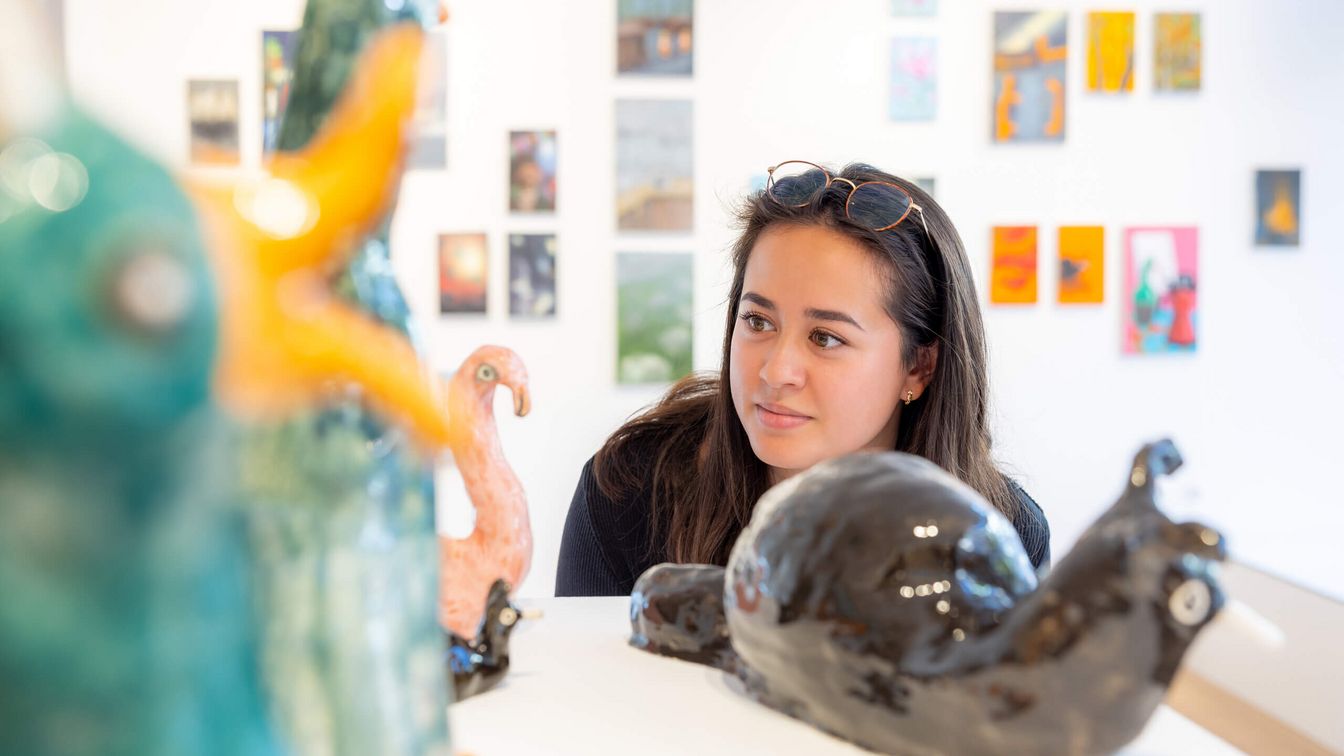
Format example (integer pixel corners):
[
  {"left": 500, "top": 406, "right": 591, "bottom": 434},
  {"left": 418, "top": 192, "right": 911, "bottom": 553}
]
[
  {"left": 617, "top": 0, "right": 693, "bottom": 76},
  {"left": 616, "top": 99, "right": 693, "bottom": 231},
  {"left": 439, "top": 233, "right": 488, "bottom": 314},
  {"left": 1123, "top": 227, "right": 1198, "bottom": 354},
  {"left": 891, "top": 0, "right": 936, "bottom": 17},
  {"left": 912, "top": 176, "right": 936, "bottom": 198},
  {"left": 509, "top": 234, "right": 557, "bottom": 317},
  {"left": 35, "top": 0, "right": 65, "bottom": 80},
  {"left": 1154, "top": 13, "right": 1202, "bottom": 92},
  {"left": 261, "top": 30, "right": 298, "bottom": 157},
  {"left": 990, "top": 226, "right": 1038, "bottom": 304},
  {"left": 992, "top": 11, "right": 1067, "bottom": 143},
  {"left": 1255, "top": 169, "right": 1301, "bottom": 247},
  {"left": 890, "top": 38, "right": 937, "bottom": 121},
  {"left": 617, "top": 252, "right": 693, "bottom": 385},
  {"left": 1057, "top": 226, "right": 1104, "bottom": 304},
  {"left": 1087, "top": 12, "right": 1135, "bottom": 93},
  {"left": 509, "top": 130, "right": 557, "bottom": 213},
  {"left": 187, "top": 80, "right": 240, "bottom": 166},
  {"left": 410, "top": 28, "right": 448, "bottom": 169}
]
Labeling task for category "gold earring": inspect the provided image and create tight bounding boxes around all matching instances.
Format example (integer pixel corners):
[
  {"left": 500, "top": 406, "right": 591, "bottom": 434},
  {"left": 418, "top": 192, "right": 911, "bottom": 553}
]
[{"left": 904, "top": 390, "right": 914, "bottom": 405}]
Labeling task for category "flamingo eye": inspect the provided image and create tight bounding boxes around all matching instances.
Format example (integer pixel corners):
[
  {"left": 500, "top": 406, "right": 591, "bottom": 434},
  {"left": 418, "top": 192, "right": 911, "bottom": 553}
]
[{"left": 475, "top": 363, "right": 498, "bottom": 382}]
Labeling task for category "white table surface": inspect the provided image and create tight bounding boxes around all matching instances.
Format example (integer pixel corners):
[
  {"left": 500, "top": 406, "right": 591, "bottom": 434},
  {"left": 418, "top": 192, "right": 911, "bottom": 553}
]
[{"left": 452, "top": 597, "right": 1242, "bottom": 756}]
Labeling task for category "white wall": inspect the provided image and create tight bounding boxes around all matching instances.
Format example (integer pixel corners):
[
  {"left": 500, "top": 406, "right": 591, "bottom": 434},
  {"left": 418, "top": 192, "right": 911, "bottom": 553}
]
[{"left": 60, "top": 0, "right": 1344, "bottom": 601}]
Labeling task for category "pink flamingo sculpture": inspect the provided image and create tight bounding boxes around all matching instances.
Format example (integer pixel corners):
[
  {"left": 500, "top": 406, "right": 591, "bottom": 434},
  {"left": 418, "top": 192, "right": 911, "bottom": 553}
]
[{"left": 438, "top": 345, "right": 533, "bottom": 639}]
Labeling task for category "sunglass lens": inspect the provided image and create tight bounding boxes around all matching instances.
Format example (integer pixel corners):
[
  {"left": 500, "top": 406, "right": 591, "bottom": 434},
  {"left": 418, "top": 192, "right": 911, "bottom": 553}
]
[
  {"left": 848, "top": 182, "right": 912, "bottom": 230},
  {"left": 767, "top": 162, "right": 827, "bottom": 207}
]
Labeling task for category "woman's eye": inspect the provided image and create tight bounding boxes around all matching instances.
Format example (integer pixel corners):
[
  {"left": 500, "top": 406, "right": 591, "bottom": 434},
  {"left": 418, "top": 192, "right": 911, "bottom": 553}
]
[
  {"left": 811, "top": 331, "right": 844, "bottom": 349},
  {"left": 740, "top": 313, "right": 772, "bottom": 332}
]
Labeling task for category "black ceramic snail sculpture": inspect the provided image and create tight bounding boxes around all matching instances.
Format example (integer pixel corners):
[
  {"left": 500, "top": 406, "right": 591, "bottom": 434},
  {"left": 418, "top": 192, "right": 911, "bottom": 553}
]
[
  {"left": 447, "top": 579, "right": 524, "bottom": 701},
  {"left": 630, "top": 441, "right": 1226, "bottom": 755}
]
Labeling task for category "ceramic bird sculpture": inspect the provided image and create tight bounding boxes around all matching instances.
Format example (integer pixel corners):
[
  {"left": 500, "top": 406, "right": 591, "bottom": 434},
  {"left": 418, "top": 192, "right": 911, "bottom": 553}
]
[
  {"left": 199, "top": 3, "right": 465, "bottom": 752},
  {"left": 0, "top": 113, "right": 288, "bottom": 756},
  {"left": 447, "top": 579, "right": 525, "bottom": 701},
  {"left": 1, "top": 2, "right": 492, "bottom": 752},
  {"left": 631, "top": 441, "right": 1226, "bottom": 755},
  {"left": 439, "top": 345, "right": 533, "bottom": 639},
  {"left": 0, "top": 7, "right": 278, "bottom": 754}
]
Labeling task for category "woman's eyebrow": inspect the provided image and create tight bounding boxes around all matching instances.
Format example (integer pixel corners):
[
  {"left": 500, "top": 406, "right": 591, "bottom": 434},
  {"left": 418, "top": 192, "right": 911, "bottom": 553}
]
[
  {"left": 742, "top": 292, "right": 865, "bottom": 332},
  {"left": 806, "top": 308, "right": 864, "bottom": 331},
  {"left": 741, "top": 292, "right": 775, "bottom": 309}
]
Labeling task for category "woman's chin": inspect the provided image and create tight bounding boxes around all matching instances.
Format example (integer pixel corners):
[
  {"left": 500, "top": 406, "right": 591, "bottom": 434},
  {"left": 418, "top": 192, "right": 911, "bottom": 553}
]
[{"left": 749, "top": 439, "right": 821, "bottom": 480}]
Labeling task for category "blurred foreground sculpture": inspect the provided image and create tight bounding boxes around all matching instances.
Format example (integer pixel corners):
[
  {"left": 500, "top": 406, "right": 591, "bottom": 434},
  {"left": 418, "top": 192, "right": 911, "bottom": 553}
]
[
  {"left": 631, "top": 441, "right": 1226, "bottom": 755},
  {"left": 0, "top": 8, "right": 278, "bottom": 754},
  {"left": 1, "top": 0, "right": 535, "bottom": 751},
  {"left": 213, "top": 3, "right": 454, "bottom": 751}
]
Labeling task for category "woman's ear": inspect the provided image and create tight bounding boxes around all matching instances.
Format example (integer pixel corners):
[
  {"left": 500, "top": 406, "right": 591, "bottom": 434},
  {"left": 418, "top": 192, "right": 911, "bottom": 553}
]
[{"left": 906, "top": 343, "right": 938, "bottom": 399}]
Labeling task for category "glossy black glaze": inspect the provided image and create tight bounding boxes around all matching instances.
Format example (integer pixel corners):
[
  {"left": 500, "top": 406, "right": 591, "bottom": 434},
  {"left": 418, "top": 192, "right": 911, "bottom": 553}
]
[
  {"left": 630, "top": 563, "right": 738, "bottom": 671},
  {"left": 629, "top": 442, "right": 1226, "bottom": 755},
  {"left": 447, "top": 579, "right": 522, "bottom": 701}
]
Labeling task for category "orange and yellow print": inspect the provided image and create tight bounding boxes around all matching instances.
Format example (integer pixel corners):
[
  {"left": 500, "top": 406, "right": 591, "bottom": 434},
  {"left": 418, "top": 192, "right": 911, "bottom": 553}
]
[
  {"left": 991, "top": 226, "right": 1039, "bottom": 304},
  {"left": 1155, "top": 13, "right": 1202, "bottom": 91},
  {"left": 1087, "top": 12, "right": 1134, "bottom": 93},
  {"left": 992, "top": 11, "right": 1067, "bottom": 143},
  {"left": 1058, "top": 226, "right": 1105, "bottom": 304}
]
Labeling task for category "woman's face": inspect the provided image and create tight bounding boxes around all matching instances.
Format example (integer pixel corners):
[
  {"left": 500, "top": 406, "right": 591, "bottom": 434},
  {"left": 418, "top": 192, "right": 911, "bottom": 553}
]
[{"left": 729, "top": 224, "right": 928, "bottom": 483}]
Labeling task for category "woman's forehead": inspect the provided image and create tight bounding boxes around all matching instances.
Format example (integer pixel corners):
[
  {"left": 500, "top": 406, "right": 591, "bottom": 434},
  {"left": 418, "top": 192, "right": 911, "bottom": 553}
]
[{"left": 743, "top": 225, "right": 889, "bottom": 312}]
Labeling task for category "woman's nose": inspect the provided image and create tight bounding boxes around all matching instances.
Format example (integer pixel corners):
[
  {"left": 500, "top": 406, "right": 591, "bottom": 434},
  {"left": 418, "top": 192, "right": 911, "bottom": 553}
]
[{"left": 759, "top": 337, "right": 806, "bottom": 390}]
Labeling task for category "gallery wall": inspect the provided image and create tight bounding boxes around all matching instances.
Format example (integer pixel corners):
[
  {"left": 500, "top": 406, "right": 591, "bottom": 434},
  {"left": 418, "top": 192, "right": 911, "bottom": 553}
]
[{"left": 60, "top": 0, "right": 1344, "bottom": 600}]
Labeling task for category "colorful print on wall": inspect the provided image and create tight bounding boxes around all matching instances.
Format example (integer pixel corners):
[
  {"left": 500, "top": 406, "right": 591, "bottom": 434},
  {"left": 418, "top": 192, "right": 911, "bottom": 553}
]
[
  {"left": 891, "top": 0, "right": 937, "bottom": 16},
  {"left": 617, "top": 0, "right": 693, "bottom": 76},
  {"left": 509, "top": 234, "right": 557, "bottom": 317},
  {"left": 990, "top": 226, "right": 1038, "bottom": 304},
  {"left": 992, "top": 11, "right": 1067, "bottom": 143},
  {"left": 410, "top": 28, "right": 448, "bottom": 169},
  {"left": 1123, "top": 227, "right": 1198, "bottom": 354},
  {"left": 1087, "top": 12, "right": 1135, "bottom": 93},
  {"left": 509, "top": 130, "right": 557, "bottom": 213},
  {"left": 890, "top": 38, "right": 937, "bottom": 121},
  {"left": 616, "top": 99, "right": 693, "bottom": 231},
  {"left": 1255, "top": 169, "right": 1301, "bottom": 247},
  {"left": 1155, "top": 13, "right": 1202, "bottom": 92},
  {"left": 1058, "top": 226, "right": 1105, "bottom": 304},
  {"left": 617, "top": 252, "right": 693, "bottom": 384},
  {"left": 438, "top": 233, "right": 488, "bottom": 314},
  {"left": 261, "top": 30, "right": 297, "bottom": 157},
  {"left": 187, "top": 80, "right": 240, "bottom": 166}
]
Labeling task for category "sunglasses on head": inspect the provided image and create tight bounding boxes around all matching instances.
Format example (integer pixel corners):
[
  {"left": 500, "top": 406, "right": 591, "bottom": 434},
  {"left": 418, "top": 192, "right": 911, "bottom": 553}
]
[{"left": 765, "top": 160, "right": 929, "bottom": 237}]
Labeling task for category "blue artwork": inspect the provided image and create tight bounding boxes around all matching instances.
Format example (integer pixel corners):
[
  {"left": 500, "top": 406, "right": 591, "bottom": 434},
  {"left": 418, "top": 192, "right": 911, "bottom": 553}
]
[
  {"left": 890, "top": 37, "right": 937, "bottom": 121},
  {"left": 891, "top": 0, "right": 937, "bottom": 16}
]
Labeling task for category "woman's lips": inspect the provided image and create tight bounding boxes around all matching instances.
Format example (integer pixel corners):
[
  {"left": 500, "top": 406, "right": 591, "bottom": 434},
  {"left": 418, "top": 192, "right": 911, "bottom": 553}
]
[{"left": 756, "top": 403, "right": 811, "bottom": 430}]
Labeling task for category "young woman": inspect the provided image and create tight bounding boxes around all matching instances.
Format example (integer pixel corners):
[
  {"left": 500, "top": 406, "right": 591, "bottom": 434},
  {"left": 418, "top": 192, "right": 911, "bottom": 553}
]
[{"left": 556, "top": 161, "right": 1049, "bottom": 596}]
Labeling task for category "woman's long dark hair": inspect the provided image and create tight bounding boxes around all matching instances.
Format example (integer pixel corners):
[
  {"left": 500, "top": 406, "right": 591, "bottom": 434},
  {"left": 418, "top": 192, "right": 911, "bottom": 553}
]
[{"left": 595, "top": 163, "right": 1018, "bottom": 565}]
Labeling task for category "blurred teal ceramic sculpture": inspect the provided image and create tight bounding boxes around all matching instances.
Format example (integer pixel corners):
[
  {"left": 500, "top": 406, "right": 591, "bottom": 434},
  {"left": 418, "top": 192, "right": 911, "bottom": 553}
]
[
  {"left": 238, "top": 1, "right": 454, "bottom": 753},
  {"left": 0, "top": 107, "right": 280, "bottom": 756},
  {"left": 1, "top": 1, "right": 459, "bottom": 752}
]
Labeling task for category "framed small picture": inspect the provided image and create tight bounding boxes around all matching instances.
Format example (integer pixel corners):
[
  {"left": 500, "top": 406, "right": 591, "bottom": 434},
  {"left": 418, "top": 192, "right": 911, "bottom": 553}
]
[
  {"left": 509, "top": 234, "right": 557, "bottom": 317},
  {"left": 509, "top": 131, "right": 557, "bottom": 212},
  {"left": 438, "top": 233, "right": 489, "bottom": 314},
  {"left": 617, "top": 252, "right": 693, "bottom": 384},
  {"left": 617, "top": 0, "right": 693, "bottom": 76},
  {"left": 187, "top": 79, "right": 240, "bottom": 166},
  {"left": 1254, "top": 169, "right": 1301, "bottom": 247}
]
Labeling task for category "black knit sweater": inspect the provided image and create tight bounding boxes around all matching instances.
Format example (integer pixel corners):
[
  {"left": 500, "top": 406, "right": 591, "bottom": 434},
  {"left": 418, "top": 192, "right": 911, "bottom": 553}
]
[{"left": 555, "top": 451, "right": 1052, "bottom": 598}]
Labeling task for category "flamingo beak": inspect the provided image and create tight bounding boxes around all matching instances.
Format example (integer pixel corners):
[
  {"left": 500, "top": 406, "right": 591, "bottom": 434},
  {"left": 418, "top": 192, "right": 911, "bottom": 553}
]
[{"left": 512, "top": 384, "right": 530, "bottom": 417}]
